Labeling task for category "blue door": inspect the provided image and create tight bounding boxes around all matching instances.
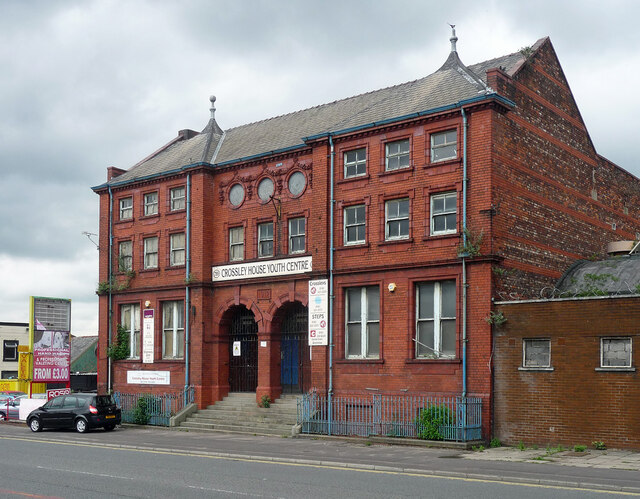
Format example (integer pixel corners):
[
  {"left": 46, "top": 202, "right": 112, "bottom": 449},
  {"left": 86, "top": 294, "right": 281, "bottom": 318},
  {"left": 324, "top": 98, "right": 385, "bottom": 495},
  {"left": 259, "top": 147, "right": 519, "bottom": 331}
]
[{"left": 280, "top": 303, "right": 309, "bottom": 394}]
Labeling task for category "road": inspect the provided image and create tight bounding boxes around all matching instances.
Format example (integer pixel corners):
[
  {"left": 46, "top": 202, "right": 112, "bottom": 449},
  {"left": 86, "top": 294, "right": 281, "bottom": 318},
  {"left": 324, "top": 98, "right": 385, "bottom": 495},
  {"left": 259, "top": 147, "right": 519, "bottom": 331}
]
[{"left": 0, "top": 424, "right": 638, "bottom": 498}]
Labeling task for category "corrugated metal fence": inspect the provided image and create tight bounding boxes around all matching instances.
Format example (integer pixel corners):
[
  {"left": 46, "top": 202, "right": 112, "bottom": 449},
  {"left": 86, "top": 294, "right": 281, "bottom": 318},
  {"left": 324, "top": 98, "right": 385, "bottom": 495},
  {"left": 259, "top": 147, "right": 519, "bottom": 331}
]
[
  {"left": 297, "top": 393, "right": 482, "bottom": 442},
  {"left": 114, "top": 387, "right": 194, "bottom": 426}
]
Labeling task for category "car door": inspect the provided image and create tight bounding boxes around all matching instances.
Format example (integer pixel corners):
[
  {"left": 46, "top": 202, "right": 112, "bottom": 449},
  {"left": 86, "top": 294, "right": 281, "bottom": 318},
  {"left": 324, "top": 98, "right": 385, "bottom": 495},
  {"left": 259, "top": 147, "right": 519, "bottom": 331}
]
[
  {"left": 59, "top": 396, "right": 79, "bottom": 428},
  {"left": 41, "top": 396, "right": 65, "bottom": 428}
]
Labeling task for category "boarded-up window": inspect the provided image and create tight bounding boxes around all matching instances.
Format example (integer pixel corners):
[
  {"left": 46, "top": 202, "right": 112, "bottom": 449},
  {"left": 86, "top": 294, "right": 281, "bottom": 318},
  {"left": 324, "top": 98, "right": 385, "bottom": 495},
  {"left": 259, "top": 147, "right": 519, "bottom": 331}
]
[
  {"left": 601, "top": 338, "right": 631, "bottom": 368},
  {"left": 523, "top": 338, "right": 551, "bottom": 368}
]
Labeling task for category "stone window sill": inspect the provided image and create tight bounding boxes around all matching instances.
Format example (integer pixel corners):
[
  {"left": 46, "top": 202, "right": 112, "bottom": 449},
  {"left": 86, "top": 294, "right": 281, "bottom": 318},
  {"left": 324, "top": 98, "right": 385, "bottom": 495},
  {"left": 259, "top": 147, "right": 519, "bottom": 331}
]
[{"left": 595, "top": 367, "right": 636, "bottom": 372}]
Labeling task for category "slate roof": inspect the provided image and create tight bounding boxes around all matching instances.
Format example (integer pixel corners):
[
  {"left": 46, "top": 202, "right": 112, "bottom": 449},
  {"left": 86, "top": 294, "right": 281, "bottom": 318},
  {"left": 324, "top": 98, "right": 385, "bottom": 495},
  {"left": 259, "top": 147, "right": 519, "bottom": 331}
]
[
  {"left": 98, "top": 40, "right": 537, "bottom": 189},
  {"left": 71, "top": 335, "right": 98, "bottom": 364},
  {"left": 556, "top": 255, "right": 640, "bottom": 296}
]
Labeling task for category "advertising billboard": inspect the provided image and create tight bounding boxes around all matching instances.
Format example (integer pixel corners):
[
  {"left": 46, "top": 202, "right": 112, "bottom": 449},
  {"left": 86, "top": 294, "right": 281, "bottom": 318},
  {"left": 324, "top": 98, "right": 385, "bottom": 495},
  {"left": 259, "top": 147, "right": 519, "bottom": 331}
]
[{"left": 30, "top": 297, "right": 71, "bottom": 383}]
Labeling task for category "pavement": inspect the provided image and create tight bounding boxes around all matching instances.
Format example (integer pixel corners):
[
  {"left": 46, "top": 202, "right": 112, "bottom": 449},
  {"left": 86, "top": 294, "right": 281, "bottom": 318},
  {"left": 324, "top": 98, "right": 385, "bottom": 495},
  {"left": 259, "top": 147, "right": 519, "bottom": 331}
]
[
  {"left": 2, "top": 419, "right": 640, "bottom": 494},
  {"left": 463, "top": 445, "right": 640, "bottom": 471}
]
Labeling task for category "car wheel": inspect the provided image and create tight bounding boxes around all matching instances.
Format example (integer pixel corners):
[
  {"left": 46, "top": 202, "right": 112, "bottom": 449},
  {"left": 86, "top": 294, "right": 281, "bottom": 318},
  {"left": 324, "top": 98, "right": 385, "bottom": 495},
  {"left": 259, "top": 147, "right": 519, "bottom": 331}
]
[
  {"left": 29, "top": 418, "right": 42, "bottom": 432},
  {"left": 75, "top": 418, "right": 88, "bottom": 433},
  {"left": 0, "top": 412, "right": 6, "bottom": 421},
  {"left": 104, "top": 424, "right": 116, "bottom": 431}
]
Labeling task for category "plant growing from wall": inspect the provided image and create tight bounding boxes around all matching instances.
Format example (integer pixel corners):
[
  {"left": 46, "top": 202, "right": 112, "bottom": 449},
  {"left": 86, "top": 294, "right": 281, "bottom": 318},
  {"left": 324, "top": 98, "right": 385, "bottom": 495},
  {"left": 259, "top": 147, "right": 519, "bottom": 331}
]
[
  {"left": 107, "top": 324, "right": 130, "bottom": 361},
  {"left": 519, "top": 46, "right": 533, "bottom": 58},
  {"left": 492, "top": 265, "right": 515, "bottom": 277},
  {"left": 96, "top": 271, "right": 136, "bottom": 295},
  {"left": 415, "top": 405, "right": 452, "bottom": 441},
  {"left": 457, "top": 228, "right": 483, "bottom": 258},
  {"left": 485, "top": 311, "right": 507, "bottom": 327},
  {"left": 259, "top": 395, "right": 271, "bottom": 408},
  {"left": 184, "top": 273, "right": 196, "bottom": 285}
]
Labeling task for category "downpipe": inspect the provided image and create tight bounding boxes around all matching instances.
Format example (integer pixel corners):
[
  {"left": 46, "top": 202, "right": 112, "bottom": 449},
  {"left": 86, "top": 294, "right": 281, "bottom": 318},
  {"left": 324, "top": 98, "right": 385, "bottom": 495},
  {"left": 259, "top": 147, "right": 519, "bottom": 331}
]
[{"left": 328, "top": 134, "right": 335, "bottom": 436}]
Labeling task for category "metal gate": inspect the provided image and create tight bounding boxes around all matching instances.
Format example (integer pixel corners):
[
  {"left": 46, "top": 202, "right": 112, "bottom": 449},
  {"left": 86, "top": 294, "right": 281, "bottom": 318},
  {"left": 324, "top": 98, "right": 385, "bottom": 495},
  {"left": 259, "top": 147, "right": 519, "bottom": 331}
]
[
  {"left": 229, "top": 308, "right": 258, "bottom": 392},
  {"left": 280, "top": 304, "right": 309, "bottom": 394}
]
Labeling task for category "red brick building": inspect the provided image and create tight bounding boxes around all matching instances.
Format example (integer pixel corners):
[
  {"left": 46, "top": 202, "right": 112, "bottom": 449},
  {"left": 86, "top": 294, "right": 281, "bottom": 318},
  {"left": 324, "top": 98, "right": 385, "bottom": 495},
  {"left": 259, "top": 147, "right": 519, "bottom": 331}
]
[
  {"left": 494, "top": 296, "right": 640, "bottom": 448},
  {"left": 93, "top": 31, "right": 640, "bottom": 439}
]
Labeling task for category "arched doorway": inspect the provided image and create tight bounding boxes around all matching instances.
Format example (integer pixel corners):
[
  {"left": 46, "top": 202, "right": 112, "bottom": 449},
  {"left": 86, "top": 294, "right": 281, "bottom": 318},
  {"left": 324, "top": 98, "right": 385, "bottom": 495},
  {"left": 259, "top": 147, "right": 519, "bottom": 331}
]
[
  {"left": 279, "top": 302, "right": 309, "bottom": 394},
  {"left": 228, "top": 306, "right": 258, "bottom": 392}
]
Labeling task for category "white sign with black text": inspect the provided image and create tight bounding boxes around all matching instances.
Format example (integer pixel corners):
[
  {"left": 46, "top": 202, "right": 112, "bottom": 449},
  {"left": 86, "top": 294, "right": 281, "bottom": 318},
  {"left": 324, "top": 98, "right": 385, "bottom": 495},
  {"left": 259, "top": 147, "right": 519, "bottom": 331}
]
[
  {"left": 142, "top": 309, "right": 155, "bottom": 363},
  {"left": 212, "top": 256, "right": 312, "bottom": 282},
  {"left": 308, "top": 279, "right": 329, "bottom": 346},
  {"left": 127, "top": 370, "right": 170, "bottom": 385}
]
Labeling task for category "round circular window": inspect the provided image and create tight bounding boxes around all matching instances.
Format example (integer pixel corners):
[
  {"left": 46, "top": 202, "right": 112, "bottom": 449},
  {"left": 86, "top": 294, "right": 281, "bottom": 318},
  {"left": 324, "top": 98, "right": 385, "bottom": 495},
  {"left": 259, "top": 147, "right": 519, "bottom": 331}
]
[
  {"left": 257, "top": 177, "right": 274, "bottom": 202},
  {"left": 228, "top": 183, "right": 245, "bottom": 207},
  {"left": 288, "top": 171, "right": 306, "bottom": 197}
]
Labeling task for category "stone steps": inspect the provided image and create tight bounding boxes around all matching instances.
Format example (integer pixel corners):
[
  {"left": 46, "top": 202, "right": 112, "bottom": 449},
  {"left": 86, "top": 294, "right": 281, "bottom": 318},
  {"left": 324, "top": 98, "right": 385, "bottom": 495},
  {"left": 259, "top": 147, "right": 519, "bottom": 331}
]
[{"left": 178, "top": 393, "right": 300, "bottom": 437}]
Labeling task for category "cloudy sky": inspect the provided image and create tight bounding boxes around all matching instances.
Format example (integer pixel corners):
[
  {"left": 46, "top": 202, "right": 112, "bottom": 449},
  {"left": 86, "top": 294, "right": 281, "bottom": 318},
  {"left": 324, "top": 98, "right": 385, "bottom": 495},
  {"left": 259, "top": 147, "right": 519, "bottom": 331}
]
[{"left": 1, "top": 0, "right": 639, "bottom": 335}]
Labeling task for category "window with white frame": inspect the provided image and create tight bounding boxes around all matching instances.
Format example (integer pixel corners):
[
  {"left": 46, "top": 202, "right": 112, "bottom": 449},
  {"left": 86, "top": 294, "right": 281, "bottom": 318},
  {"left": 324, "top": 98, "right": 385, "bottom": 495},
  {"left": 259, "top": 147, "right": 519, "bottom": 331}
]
[
  {"left": 344, "top": 148, "right": 366, "bottom": 178},
  {"left": 3, "top": 340, "right": 18, "bottom": 362},
  {"left": 385, "top": 198, "right": 409, "bottom": 240},
  {"left": 229, "top": 226, "right": 244, "bottom": 261},
  {"left": 289, "top": 218, "right": 306, "bottom": 254},
  {"left": 143, "top": 237, "right": 158, "bottom": 269},
  {"left": 119, "top": 197, "right": 132, "bottom": 220},
  {"left": 170, "top": 233, "right": 185, "bottom": 266},
  {"left": 258, "top": 222, "right": 274, "bottom": 258},
  {"left": 415, "top": 281, "right": 456, "bottom": 359},
  {"left": 385, "top": 139, "right": 410, "bottom": 171},
  {"left": 144, "top": 192, "right": 158, "bottom": 216},
  {"left": 120, "top": 304, "right": 140, "bottom": 359},
  {"left": 118, "top": 240, "right": 132, "bottom": 272},
  {"left": 522, "top": 338, "right": 551, "bottom": 368},
  {"left": 163, "top": 301, "right": 184, "bottom": 359},
  {"left": 430, "top": 130, "right": 457, "bottom": 162},
  {"left": 170, "top": 187, "right": 185, "bottom": 211},
  {"left": 345, "top": 286, "right": 380, "bottom": 359},
  {"left": 430, "top": 192, "right": 457, "bottom": 235},
  {"left": 344, "top": 205, "right": 366, "bottom": 245},
  {"left": 600, "top": 337, "right": 632, "bottom": 368}
]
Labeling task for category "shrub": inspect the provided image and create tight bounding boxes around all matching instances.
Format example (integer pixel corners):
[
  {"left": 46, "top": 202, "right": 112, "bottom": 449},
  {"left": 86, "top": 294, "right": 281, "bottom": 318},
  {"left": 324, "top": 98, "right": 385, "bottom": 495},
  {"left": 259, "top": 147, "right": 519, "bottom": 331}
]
[
  {"left": 490, "top": 438, "right": 502, "bottom": 448},
  {"left": 133, "top": 396, "right": 151, "bottom": 425},
  {"left": 573, "top": 444, "right": 587, "bottom": 452},
  {"left": 415, "top": 405, "right": 452, "bottom": 441},
  {"left": 592, "top": 441, "right": 607, "bottom": 450}
]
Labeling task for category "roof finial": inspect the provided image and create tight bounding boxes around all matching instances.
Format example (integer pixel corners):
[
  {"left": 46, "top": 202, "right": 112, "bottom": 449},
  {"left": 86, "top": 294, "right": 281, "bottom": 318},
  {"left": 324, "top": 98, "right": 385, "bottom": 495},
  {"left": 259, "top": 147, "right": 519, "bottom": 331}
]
[
  {"left": 448, "top": 24, "right": 457, "bottom": 53},
  {"left": 209, "top": 95, "right": 216, "bottom": 119}
]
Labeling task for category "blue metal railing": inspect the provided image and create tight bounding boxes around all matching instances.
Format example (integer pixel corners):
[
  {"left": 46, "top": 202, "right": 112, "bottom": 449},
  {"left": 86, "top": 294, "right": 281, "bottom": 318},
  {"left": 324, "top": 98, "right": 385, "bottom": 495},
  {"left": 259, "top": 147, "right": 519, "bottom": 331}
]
[
  {"left": 297, "top": 393, "right": 482, "bottom": 442},
  {"left": 114, "top": 386, "right": 195, "bottom": 426}
]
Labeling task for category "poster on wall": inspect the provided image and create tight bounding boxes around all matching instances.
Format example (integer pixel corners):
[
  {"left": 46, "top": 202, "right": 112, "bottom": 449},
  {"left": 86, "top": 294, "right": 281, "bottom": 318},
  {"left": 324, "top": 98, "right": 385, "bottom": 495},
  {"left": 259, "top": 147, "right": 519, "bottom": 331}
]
[
  {"left": 30, "top": 297, "right": 71, "bottom": 383},
  {"left": 308, "top": 279, "right": 328, "bottom": 346}
]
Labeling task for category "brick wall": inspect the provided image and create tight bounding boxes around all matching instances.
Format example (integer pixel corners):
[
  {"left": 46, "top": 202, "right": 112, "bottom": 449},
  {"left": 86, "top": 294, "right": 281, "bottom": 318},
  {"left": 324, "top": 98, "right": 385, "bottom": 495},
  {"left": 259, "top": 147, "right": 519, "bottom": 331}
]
[
  {"left": 490, "top": 39, "right": 640, "bottom": 300},
  {"left": 494, "top": 297, "right": 640, "bottom": 449}
]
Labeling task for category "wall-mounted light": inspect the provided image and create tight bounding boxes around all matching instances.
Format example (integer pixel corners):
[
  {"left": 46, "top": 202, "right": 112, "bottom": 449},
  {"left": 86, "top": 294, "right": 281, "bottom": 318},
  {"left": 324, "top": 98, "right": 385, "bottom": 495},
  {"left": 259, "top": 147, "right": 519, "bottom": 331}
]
[
  {"left": 388, "top": 283, "right": 397, "bottom": 293},
  {"left": 145, "top": 300, "right": 151, "bottom": 308}
]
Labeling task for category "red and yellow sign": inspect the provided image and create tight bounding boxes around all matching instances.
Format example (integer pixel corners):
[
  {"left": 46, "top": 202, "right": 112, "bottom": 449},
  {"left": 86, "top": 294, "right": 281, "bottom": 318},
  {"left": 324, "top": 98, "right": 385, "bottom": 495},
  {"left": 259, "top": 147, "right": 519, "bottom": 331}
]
[{"left": 18, "top": 352, "right": 30, "bottom": 380}]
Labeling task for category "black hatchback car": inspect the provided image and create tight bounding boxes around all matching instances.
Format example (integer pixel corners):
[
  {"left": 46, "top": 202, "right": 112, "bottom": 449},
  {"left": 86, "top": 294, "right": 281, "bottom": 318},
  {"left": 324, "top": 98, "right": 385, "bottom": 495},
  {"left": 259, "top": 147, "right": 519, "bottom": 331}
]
[{"left": 27, "top": 393, "right": 121, "bottom": 433}]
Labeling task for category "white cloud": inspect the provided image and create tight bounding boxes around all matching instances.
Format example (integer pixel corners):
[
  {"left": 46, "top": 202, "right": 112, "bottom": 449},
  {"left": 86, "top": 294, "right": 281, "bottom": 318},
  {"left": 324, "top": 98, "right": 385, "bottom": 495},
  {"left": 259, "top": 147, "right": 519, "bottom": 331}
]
[{"left": 0, "top": 249, "right": 98, "bottom": 335}]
